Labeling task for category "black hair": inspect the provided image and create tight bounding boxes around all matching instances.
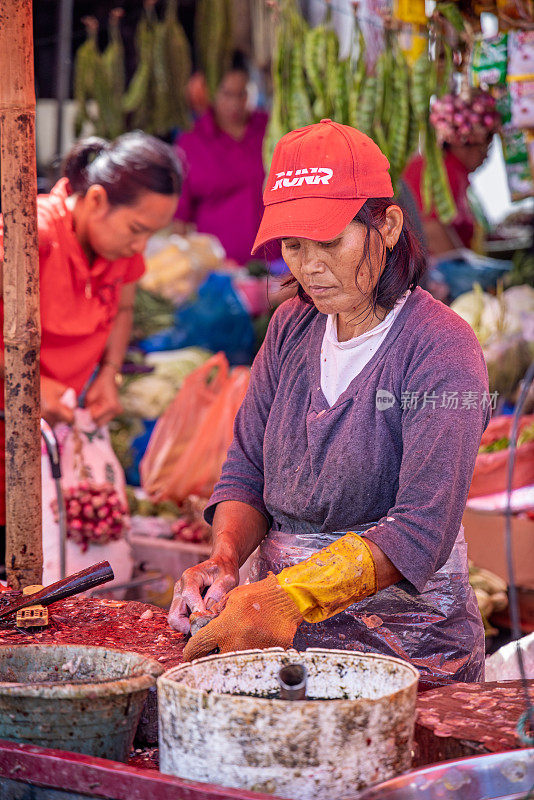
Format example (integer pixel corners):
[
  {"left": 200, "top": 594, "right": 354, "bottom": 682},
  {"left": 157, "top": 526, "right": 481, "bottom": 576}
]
[
  {"left": 218, "top": 50, "right": 249, "bottom": 83},
  {"left": 284, "top": 197, "right": 427, "bottom": 315},
  {"left": 62, "top": 131, "right": 183, "bottom": 206}
]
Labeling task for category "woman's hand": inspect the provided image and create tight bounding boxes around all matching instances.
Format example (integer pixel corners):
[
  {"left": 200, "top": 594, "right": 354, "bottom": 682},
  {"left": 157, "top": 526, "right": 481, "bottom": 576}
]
[
  {"left": 41, "top": 376, "right": 75, "bottom": 426},
  {"left": 168, "top": 555, "right": 239, "bottom": 634},
  {"left": 85, "top": 367, "right": 123, "bottom": 426},
  {"left": 182, "top": 573, "right": 303, "bottom": 661}
]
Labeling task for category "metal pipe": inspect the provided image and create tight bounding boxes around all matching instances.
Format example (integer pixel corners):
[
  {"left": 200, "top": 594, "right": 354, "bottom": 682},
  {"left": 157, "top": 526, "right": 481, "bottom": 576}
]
[
  {"left": 54, "top": 0, "right": 75, "bottom": 167},
  {"left": 277, "top": 663, "right": 307, "bottom": 701},
  {"left": 91, "top": 571, "right": 165, "bottom": 595},
  {"left": 40, "top": 420, "right": 66, "bottom": 579}
]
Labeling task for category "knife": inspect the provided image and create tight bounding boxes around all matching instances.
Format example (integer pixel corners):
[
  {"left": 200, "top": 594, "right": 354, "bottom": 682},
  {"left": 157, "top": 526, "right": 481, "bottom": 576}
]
[{"left": 0, "top": 561, "right": 114, "bottom": 622}]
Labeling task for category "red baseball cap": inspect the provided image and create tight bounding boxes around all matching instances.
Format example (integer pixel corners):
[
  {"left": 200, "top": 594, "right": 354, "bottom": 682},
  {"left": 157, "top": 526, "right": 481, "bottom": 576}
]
[{"left": 252, "top": 119, "right": 393, "bottom": 255}]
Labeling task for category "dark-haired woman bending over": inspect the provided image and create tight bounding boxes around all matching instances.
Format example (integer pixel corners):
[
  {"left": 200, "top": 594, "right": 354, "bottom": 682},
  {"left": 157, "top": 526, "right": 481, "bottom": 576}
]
[
  {"left": 169, "top": 121, "right": 491, "bottom": 689},
  {"left": 0, "top": 131, "right": 182, "bottom": 542}
]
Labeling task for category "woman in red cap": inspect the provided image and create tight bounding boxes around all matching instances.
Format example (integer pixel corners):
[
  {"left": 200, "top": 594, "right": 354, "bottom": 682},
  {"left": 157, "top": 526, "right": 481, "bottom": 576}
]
[
  {"left": 0, "top": 132, "right": 181, "bottom": 571},
  {"left": 170, "top": 120, "right": 490, "bottom": 689}
]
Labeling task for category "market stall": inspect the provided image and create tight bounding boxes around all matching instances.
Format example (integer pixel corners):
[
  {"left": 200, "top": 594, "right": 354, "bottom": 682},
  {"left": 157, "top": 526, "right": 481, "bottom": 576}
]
[
  {"left": 106, "top": 0, "right": 534, "bottom": 643},
  {"left": 1, "top": 0, "right": 534, "bottom": 799}
]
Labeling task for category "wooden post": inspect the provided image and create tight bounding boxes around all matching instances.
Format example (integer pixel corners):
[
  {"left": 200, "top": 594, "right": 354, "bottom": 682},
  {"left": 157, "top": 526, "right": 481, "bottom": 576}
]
[{"left": 0, "top": 0, "right": 43, "bottom": 588}]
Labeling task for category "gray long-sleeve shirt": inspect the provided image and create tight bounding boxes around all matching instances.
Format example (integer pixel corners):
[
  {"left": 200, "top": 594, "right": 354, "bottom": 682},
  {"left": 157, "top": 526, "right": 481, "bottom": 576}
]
[{"left": 205, "top": 287, "right": 490, "bottom": 593}]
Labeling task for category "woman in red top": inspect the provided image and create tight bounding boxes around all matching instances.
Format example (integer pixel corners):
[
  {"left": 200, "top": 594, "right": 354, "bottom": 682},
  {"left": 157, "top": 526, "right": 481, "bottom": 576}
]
[
  {"left": 0, "top": 132, "right": 182, "bottom": 563},
  {"left": 403, "top": 89, "right": 500, "bottom": 257},
  {"left": 402, "top": 140, "right": 489, "bottom": 255}
]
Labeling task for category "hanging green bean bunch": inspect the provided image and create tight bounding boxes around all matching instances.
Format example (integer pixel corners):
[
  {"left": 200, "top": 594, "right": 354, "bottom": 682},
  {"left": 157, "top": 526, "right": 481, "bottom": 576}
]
[
  {"left": 73, "top": 17, "right": 106, "bottom": 137},
  {"left": 412, "top": 46, "right": 457, "bottom": 224},
  {"left": 101, "top": 9, "right": 126, "bottom": 139},
  {"left": 122, "top": 0, "right": 191, "bottom": 136},
  {"left": 195, "top": 0, "right": 233, "bottom": 100},
  {"left": 153, "top": 0, "right": 192, "bottom": 133},
  {"left": 263, "top": 3, "right": 455, "bottom": 223},
  {"left": 122, "top": 3, "right": 158, "bottom": 132},
  {"left": 73, "top": 12, "right": 127, "bottom": 139},
  {"left": 386, "top": 49, "right": 411, "bottom": 185},
  {"left": 263, "top": 0, "right": 312, "bottom": 169},
  {"left": 354, "top": 32, "right": 416, "bottom": 188},
  {"left": 303, "top": 22, "right": 328, "bottom": 119}
]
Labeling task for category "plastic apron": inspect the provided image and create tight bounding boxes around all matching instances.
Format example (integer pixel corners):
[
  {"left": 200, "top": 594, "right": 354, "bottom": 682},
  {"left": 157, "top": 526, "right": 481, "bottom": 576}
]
[{"left": 249, "top": 518, "right": 485, "bottom": 691}]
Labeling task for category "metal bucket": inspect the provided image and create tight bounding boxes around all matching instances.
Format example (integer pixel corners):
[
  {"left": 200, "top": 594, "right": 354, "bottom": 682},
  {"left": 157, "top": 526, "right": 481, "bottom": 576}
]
[
  {"left": 158, "top": 647, "right": 419, "bottom": 800},
  {"left": 357, "top": 749, "right": 534, "bottom": 800},
  {"left": 0, "top": 644, "right": 163, "bottom": 761}
]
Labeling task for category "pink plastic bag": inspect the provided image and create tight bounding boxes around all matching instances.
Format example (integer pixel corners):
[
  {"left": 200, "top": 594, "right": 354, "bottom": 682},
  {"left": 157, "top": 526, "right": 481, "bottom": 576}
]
[{"left": 140, "top": 353, "right": 250, "bottom": 503}]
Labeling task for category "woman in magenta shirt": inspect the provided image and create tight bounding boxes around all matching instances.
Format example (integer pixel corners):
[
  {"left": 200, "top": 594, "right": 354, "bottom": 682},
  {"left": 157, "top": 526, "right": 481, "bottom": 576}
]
[{"left": 173, "top": 63, "right": 268, "bottom": 266}]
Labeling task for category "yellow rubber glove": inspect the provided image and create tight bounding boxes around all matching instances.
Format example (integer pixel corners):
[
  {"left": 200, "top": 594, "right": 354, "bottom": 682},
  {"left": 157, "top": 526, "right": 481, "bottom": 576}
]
[
  {"left": 182, "top": 534, "right": 376, "bottom": 659},
  {"left": 276, "top": 533, "right": 377, "bottom": 623}
]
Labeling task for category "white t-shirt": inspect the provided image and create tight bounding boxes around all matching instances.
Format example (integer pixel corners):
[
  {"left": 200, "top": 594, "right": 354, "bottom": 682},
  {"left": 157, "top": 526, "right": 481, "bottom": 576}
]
[{"left": 320, "top": 292, "right": 410, "bottom": 407}]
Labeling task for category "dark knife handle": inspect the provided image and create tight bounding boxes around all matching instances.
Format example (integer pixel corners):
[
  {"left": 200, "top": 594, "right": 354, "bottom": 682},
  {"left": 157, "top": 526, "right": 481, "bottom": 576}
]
[{"left": 0, "top": 561, "right": 114, "bottom": 620}]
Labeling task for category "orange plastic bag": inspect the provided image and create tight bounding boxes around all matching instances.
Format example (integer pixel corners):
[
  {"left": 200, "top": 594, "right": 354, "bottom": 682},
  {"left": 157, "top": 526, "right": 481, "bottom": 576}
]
[{"left": 140, "top": 352, "right": 250, "bottom": 504}]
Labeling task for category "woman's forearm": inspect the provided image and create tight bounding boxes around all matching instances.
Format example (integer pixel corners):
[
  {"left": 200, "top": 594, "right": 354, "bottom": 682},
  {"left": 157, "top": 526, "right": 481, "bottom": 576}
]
[
  {"left": 211, "top": 500, "right": 269, "bottom": 568},
  {"left": 365, "top": 539, "right": 402, "bottom": 590}
]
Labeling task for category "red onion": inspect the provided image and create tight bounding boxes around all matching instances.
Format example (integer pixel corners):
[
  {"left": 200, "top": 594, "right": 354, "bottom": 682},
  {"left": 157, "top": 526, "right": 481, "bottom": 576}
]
[
  {"left": 431, "top": 90, "right": 500, "bottom": 145},
  {"left": 51, "top": 481, "right": 128, "bottom": 549}
]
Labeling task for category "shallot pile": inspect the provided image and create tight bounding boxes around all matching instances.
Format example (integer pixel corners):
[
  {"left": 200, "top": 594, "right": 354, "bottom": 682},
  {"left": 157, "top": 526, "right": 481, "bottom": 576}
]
[
  {"left": 171, "top": 517, "right": 210, "bottom": 544},
  {"left": 430, "top": 91, "right": 501, "bottom": 146},
  {"left": 51, "top": 482, "right": 128, "bottom": 551}
]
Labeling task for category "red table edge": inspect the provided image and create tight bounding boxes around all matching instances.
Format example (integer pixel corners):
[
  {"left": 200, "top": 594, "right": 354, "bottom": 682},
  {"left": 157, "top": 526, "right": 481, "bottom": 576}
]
[{"left": 0, "top": 739, "right": 284, "bottom": 800}]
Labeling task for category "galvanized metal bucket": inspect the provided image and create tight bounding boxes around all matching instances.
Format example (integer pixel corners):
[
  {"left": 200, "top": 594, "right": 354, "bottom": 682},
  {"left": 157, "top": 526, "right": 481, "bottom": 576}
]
[
  {"left": 0, "top": 644, "right": 163, "bottom": 761},
  {"left": 158, "top": 647, "right": 420, "bottom": 800}
]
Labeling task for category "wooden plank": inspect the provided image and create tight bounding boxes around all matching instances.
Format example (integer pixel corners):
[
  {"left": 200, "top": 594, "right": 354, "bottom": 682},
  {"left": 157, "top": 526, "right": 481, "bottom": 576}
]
[{"left": 0, "top": 740, "right": 282, "bottom": 800}]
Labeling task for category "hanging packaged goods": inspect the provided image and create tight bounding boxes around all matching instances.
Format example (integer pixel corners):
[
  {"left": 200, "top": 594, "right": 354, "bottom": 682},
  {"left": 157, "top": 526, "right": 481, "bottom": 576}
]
[
  {"left": 471, "top": 32, "right": 509, "bottom": 86},
  {"left": 468, "top": 23, "right": 534, "bottom": 199}
]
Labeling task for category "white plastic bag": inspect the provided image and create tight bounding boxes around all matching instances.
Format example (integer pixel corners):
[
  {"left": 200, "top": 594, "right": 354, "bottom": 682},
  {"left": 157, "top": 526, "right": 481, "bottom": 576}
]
[
  {"left": 485, "top": 633, "right": 534, "bottom": 681},
  {"left": 42, "top": 408, "right": 133, "bottom": 590}
]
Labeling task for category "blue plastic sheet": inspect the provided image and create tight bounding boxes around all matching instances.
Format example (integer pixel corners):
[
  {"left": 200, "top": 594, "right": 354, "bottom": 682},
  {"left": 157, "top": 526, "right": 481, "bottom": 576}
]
[
  {"left": 432, "top": 249, "right": 512, "bottom": 300},
  {"left": 139, "top": 273, "right": 255, "bottom": 365},
  {"left": 124, "top": 418, "right": 157, "bottom": 487}
]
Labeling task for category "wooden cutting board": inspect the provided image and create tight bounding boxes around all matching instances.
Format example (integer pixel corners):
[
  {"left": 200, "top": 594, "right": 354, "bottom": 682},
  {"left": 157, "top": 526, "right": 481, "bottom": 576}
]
[
  {"left": 0, "top": 596, "right": 185, "bottom": 669},
  {"left": 415, "top": 679, "right": 534, "bottom": 766}
]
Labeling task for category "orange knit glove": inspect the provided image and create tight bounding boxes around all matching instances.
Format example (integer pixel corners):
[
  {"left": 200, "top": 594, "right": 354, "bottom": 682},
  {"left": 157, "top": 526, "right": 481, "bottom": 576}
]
[{"left": 182, "top": 573, "right": 303, "bottom": 662}]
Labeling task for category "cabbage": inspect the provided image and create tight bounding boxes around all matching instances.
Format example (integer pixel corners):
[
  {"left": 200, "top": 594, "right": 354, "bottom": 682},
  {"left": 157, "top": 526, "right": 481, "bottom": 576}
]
[
  {"left": 451, "top": 285, "right": 503, "bottom": 344},
  {"left": 451, "top": 283, "right": 533, "bottom": 344},
  {"left": 120, "top": 347, "right": 211, "bottom": 419},
  {"left": 503, "top": 285, "right": 534, "bottom": 315}
]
